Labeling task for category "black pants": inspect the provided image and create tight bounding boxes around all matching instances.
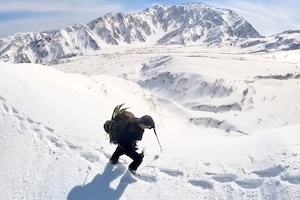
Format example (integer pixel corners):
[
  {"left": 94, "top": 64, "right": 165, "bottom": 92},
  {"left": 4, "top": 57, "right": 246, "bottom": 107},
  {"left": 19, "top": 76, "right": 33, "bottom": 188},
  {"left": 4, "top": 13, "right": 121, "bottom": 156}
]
[{"left": 110, "top": 145, "right": 144, "bottom": 171}]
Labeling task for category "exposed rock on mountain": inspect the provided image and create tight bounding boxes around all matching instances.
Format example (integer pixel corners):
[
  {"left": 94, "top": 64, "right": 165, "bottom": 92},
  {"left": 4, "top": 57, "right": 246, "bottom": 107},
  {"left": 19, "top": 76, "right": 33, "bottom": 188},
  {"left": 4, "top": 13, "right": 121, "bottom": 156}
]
[{"left": 0, "top": 3, "right": 261, "bottom": 64}]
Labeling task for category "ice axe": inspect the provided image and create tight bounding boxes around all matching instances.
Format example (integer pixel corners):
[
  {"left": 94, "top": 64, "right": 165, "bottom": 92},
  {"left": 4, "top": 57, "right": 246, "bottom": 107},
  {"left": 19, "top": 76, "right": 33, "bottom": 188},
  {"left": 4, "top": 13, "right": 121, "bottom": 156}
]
[{"left": 153, "top": 126, "right": 163, "bottom": 152}]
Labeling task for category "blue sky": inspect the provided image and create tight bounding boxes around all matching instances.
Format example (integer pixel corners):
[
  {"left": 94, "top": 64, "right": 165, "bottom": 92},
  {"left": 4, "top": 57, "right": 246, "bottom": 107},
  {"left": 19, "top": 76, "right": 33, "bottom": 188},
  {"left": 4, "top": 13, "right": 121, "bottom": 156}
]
[{"left": 0, "top": 0, "right": 299, "bottom": 38}]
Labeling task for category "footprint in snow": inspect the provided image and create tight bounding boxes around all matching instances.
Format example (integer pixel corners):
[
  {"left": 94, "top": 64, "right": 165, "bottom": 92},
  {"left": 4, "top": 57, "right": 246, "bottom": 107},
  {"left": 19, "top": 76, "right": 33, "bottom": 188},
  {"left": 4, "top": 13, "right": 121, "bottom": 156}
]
[
  {"left": 211, "top": 173, "right": 238, "bottom": 183},
  {"left": 252, "top": 164, "right": 286, "bottom": 177},
  {"left": 2, "top": 102, "right": 10, "bottom": 114},
  {"left": 235, "top": 179, "right": 263, "bottom": 189},
  {"left": 66, "top": 141, "right": 82, "bottom": 151},
  {"left": 159, "top": 168, "right": 184, "bottom": 177},
  {"left": 16, "top": 114, "right": 24, "bottom": 121},
  {"left": 26, "top": 116, "right": 36, "bottom": 124},
  {"left": 204, "top": 172, "right": 218, "bottom": 175},
  {"left": 281, "top": 174, "right": 300, "bottom": 185},
  {"left": 12, "top": 107, "right": 19, "bottom": 114},
  {"left": 188, "top": 179, "right": 214, "bottom": 189},
  {"left": 80, "top": 152, "right": 100, "bottom": 163},
  {"left": 130, "top": 172, "right": 158, "bottom": 183},
  {"left": 44, "top": 126, "right": 55, "bottom": 133},
  {"left": 46, "top": 135, "right": 65, "bottom": 148}
]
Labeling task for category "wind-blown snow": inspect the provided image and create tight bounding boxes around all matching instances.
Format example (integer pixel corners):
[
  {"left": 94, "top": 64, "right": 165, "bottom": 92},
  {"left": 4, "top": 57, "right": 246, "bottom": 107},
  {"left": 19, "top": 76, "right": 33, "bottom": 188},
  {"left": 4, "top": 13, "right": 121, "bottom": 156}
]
[{"left": 1, "top": 41, "right": 300, "bottom": 199}]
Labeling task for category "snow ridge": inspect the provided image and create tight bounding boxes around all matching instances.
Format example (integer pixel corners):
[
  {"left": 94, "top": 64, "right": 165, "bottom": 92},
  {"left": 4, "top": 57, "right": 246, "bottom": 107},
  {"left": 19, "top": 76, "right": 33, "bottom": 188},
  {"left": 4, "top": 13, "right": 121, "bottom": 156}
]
[
  {"left": 0, "top": 3, "right": 260, "bottom": 64},
  {"left": 238, "top": 29, "right": 300, "bottom": 52}
]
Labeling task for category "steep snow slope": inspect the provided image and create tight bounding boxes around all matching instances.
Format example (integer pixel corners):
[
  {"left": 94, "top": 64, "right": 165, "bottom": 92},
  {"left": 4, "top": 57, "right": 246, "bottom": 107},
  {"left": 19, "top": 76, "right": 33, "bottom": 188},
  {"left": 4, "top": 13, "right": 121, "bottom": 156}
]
[{"left": 1, "top": 45, "right": 300, "bottom": 199}]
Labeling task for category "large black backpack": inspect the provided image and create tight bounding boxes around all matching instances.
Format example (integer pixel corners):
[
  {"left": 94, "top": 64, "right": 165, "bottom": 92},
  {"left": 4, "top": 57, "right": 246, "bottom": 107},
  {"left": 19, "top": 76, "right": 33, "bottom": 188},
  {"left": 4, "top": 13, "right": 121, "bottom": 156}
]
[{"left": 103, "top": 104, "right": 135, "bottom": 144}]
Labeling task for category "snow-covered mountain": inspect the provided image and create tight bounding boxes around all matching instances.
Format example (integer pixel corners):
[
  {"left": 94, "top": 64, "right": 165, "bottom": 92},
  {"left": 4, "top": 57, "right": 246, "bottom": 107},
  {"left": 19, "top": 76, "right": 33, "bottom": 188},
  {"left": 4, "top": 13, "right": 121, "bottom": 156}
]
[
  {"left": 0, "top": 3, "right": 260, "bottom": 64},
  {"left": 238, "top": 29, "right": 300, "bottom": 52}
]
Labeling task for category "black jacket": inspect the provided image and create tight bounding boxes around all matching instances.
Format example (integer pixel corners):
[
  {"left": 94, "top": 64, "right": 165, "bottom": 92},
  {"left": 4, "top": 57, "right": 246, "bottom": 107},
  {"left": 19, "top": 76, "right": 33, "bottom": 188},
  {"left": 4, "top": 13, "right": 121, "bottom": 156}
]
[{"left": 118, "top": 120, "right": 144, "bottom": 153}]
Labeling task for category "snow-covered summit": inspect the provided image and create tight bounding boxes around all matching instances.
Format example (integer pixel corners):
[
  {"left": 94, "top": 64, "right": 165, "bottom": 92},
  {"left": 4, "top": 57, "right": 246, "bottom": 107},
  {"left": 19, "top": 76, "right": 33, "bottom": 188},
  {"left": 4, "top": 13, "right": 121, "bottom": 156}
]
[{"left": 0, "top": 3, "right": 260, "bottom": 64}]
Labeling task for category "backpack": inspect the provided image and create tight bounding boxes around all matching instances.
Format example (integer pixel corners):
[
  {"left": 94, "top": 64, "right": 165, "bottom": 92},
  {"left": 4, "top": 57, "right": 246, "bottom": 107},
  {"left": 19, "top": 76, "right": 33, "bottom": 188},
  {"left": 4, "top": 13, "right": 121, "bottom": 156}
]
[{"left": 103, "top": 104, "right": 135, "bottom": 144}]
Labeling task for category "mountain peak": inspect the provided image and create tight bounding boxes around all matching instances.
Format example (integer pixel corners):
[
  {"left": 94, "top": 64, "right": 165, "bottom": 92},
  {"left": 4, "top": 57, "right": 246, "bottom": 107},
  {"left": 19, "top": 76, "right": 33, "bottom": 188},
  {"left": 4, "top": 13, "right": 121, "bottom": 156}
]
[
  {"left": 151, "top": 2, "right": 211, "bottom": 8},
  {"left": 0, "top": 2, "right": 261, "bottom": 64}
]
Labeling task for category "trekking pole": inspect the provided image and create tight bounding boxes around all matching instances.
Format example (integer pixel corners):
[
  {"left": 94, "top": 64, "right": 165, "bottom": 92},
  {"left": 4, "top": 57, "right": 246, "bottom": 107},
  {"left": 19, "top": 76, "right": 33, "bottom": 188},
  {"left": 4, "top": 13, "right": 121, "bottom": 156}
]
[{"left": 153, "top": 127, "right": 163, "bottom": 152}]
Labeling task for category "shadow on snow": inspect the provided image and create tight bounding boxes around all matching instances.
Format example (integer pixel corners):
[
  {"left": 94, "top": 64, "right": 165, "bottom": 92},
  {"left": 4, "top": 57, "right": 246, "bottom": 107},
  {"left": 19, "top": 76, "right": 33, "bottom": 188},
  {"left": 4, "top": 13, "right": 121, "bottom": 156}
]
[{"left": 67, "top": 164, "right": 136, "bottom": 200}]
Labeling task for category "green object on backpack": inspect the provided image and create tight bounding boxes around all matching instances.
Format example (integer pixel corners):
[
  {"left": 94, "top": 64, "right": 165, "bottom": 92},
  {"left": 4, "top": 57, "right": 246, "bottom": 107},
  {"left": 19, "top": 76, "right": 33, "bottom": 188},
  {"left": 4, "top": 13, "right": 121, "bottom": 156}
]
[{"left": 104, "top": 104, "right": 135, "bottom": 144}]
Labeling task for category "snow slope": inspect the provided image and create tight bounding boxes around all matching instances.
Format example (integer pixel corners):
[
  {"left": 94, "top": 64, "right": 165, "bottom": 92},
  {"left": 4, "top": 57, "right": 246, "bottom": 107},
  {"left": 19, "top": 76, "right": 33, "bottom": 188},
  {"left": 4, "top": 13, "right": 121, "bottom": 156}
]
[
  {"left": 1, "top": 43, "right": 300, "bottom": 200},
  {"left": 0, "top": 62, "right": 164, "bottom": 199},
  {"left": 54, "top": 45, "right": 300, "bottom": 133}
]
